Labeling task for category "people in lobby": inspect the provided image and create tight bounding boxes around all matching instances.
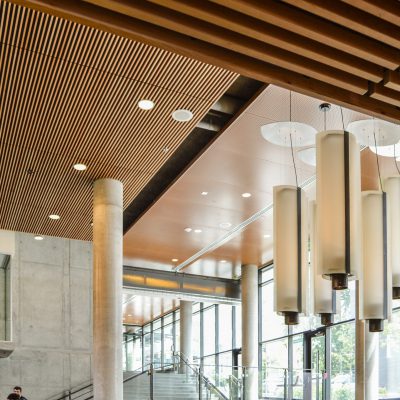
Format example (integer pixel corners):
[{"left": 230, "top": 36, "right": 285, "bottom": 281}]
[
  {"left": 7, "top": 394, "right": 20, "bottom": 400},
  {"left": 13, "top": 387, "right": 27, "bottom": 400}
]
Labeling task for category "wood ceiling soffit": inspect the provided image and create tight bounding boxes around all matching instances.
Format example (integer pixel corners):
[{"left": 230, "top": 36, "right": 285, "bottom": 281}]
[
  {"left": 12, "top": 0, "right": 400, "bottom": 123},
  {"left": 0, "top": 1, "right": 238, "bottom": 240}
]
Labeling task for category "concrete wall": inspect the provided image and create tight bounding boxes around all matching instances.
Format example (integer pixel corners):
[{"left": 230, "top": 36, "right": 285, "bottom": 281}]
[{"left": 0, "top": 231, "right": 93, "bottom": 400}]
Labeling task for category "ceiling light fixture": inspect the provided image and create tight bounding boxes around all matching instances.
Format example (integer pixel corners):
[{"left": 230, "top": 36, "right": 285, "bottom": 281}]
[
  {"left": 172, "top": 109, "right": 193, "bottom": 122},
  {"left": 242, "top": 192, "right": 252, "bottom": 198},
  {"left": 261, "top": 122, "right": 317, "bottom": 147},
  {"left": 201, "top": 191, "right": 208, "bottom": 196},
  {"left": 297, "top": 146, "right": 316, "bottom": 167},
  {"left": 219, "top": 222, "right": 232, "bottom": 229},
  {"left": 49, "top": 214, "right": 60, "bottom": 220},
  {"left": 220, "top": 260, "right": 227, "bottom": 263},
  {"left": 348, "top": 119, "right": 400, "bottom": 147},
  {"left": 370, "top": 143, "right": 400, "bottom": 158},
  {"left": 264, "top": 234, "right": 271, "bottom": 238},
  {"left": 171, "top": 258, "right": 179, "bottom": 262},
  {"left": 138, "top": 99, "right": 155, "bottom": 110},
  {"left": 73, "top": 163, "right": 87, "bottom": 171},
  {"left": 34, "top": 235, "right": 44, "bottom": 241},
  {"left": 194, "top": 229, "right": 202, "bottom": 233},
  {"left": 184, "top": 227, "right": 192, "bottom": 233}
]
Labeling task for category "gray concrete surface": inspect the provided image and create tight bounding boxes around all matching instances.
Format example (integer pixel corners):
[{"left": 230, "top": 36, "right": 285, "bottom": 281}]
[{"left": 0, "top": 231, "right": 93, "bottom": 400}]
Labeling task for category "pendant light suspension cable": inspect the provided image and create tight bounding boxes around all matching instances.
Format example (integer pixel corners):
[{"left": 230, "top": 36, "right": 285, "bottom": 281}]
[
  {"left": 340, "top": 107, "right": 345, "bottom": 131},
  {"left": 289, "top": 91, "right": 299, "bottom": 187}
]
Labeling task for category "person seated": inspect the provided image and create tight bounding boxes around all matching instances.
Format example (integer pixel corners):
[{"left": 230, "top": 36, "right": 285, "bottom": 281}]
[{"left": 7, "top": 394, "right": 20, "bottom": 400}]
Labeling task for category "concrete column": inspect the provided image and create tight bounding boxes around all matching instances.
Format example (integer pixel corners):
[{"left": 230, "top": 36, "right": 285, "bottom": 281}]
[
  {"left": 93, "top": 179, "right": 123, "bottom": 400},
  {"left": 365, "top": 330, "right": 379, "bottom": 400},
  {"left": 242, "top": 264, "right": 258, "bottom": 400},
  {"left": 179, "top": 300, "right": 193, "bottom": 373},
  {"left": 355, "top": 281, "right": 365, "bottom": 400}
]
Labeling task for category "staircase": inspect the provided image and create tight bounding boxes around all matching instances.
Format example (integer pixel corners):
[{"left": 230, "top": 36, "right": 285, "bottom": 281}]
[{"left": 124, "top": 371, "right": 220, "bottom": 400}]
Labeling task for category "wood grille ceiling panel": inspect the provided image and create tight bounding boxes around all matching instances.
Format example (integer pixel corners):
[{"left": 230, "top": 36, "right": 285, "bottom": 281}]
[
  {"left": 0, "top": 1, "right": 238, "bottom": 240},
  {"left": 14, "top": 0, "right": 400, "bottom": 122}
]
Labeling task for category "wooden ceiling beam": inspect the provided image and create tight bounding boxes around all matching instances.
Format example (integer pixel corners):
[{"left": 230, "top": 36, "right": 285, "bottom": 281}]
[
  {"left": 384, "top": 70, "right": 400, "bottom": 92},
  {"left": 370, "top": 84, "right": 400, "bottom": 108},
  {"left": 148, "top": 0, "right": 383, "bottom": 83},
  {"left": 84, "top": 0, "right": 367, "bottom": 94},
  {"left": 8, "top": 0, "right": 400, "bottom": 122},
  {"left": 340, "top": 0, "right": 400, "bottom": 26},
  {"left": 282, "top": 0, "right": 400, "bottom": 49},
  {"left": 211, "top": 0, "right": 400, "bottom": 70}
]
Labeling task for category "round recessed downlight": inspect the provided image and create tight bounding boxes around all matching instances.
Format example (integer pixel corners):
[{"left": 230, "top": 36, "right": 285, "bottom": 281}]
[
  {"left": 297, "top": 146, "right": 316, "bottom": 167},
  {"left": 73, "top": 163, "right": 87, "bottom": 171},
  {"left": 172, "top": 258, "right": 179, "bottom": 262},
  {"left": 201, "top": 191, "right": 208, "bottom": 196},
  {"left": 370, "top": 143, "right": 400, "bottom": 158},
  {"left": 34, "top": 235, "right": 44, "bottom": 241},
  {"left": 184, "top": 227, "right": 192, "bottom": 233},
  {"left": 138, "top": 99, "right": 155, "bottom": 110},
  {"left": 242, "top": 192, "right": 252, "bottom": 198},
  {"left": 220, "top": 260, "right": 227, "bottom": 263},
  {"left": 347, "top": 119, "right": 400, "bottom": 146},
  {"left": 219, "top": 222, "right": 232, "bottom": 229},
  {"left": 172, "top": 109, "right": 193, "bottom": 122},
  {"left": 194, "top": 229, "right": 202, "bottom": 233},
  {"left": 49, "top": 214, "right": 60, "bottom": 220},
  {"left": 261, "top": 122, "right": 317, "bottom": 147},
  {"left": 264, "top": 234, "right": 271, "bottom": 238}
]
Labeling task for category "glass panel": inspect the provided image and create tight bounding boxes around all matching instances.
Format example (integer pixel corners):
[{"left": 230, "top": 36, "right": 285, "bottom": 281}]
[
  {"left": 261, "top": 338, "right": 288, "bottom": 398},
  {"left": 261, "top": 267, "right": 273, "bottom": 283},
  {"left": 262, "top": 282, "right": 288, "bottom": 341},
  {"left": 143, "top": 333, "right": 152, "bottom": 367},
  {"left": 163, "top": 323, "right": 174, "bottom": 367},
  {"left": 331, "top": 322, "right": 355, "bottom": 400},
  {"left": 152, "top": 328, "right": 162, "bottom": 366},
  {"left": 379, "top": 310, "right": 400, "bottom": 398},
  {"left": 193, "top": 302, "right": 201, "bottom": 312},
  {"left": 234, "top": 304, "right": 242, "bottom": 348},
  {"left": 0, "top": 254, "right": 11, "bottom": 341},
  {"left": 163, "top": 314, "right": 173, "bottom": 326},
  {"left": 336, "top": 280, "right": 356, "bottom": 322},
  {"left": 203, "top": 354, "right": 216, "bottom": 383},
  {"left": 292, "top": 335, "right": 304, "bottom": 400},
  {"left": 175, "top": 320, "right": 180, "bottom": 352},
  {"left": 219, "top": 304, "right": 233, "bottom": 352},
  {"left": 203, "top": 306, "right": 216, "bottom": 356},
  {"left": 153, "top": 319, "right": 161, "bottom": 330},
  {"left": 311, "top": 333, "right": 325, "bottom": 400},
  {"left": 143, "top": 323, "right": 151, "bottom": 334},
  {"left": 193, "top": 312, "right": 200, "bottom": 360}
]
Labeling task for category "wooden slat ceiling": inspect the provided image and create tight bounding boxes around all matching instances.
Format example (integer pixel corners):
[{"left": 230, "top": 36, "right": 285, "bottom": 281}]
[
  {"left": 11, "top": 0, "right": 400, "bottom": 122},
  {"left": 0, "top": 1, "right": 237, "bottom": 240}
]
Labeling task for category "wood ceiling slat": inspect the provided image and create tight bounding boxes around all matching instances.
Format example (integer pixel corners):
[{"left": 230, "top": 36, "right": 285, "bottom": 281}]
[
  {"left": 340, "top": 0, "right": 400, "bottom": 27},
  {"left": 149, "top": 0, "right": 383, "bottom": 83},
  {"left": 0, "top": 1, "right": 237, "bottom": 239},
  {"left": 87, "top": 0, "right": 368, "bottom": 95},
  {"left": 211, "top": 0, "right": 400, "bottom": 70},
  {"left": 384, "top": 71, "right": 400, "bottom": 92},
  {"left": 283, "top": 0, "right": 400, "bottom": 49},
  {"left": 370, "top": 84, "right": 400, "bottom": 108}
]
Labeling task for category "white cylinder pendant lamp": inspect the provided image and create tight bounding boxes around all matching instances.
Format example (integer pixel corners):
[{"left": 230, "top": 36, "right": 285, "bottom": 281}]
[
  {"left": 309, "top": 201, "right": 336, "bottom": 326},
  {"left": 360, "top": 191, "right": 392, "bottom": 332},
  {"left": 316, "top": 130, "right": 362, "bottom": 290},
  {"left": 274, "top": 185, "right": 308, "bottom": 325},
  {"left": 384, "top": 176, "right": 400, "bottom": 299}
]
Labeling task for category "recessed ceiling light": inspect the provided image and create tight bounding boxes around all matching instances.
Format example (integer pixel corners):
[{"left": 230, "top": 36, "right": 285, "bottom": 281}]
[
  {"left": 172, "top": 109, "right": 193, "bottom": 122},
  {"left": 138, "top": 99, "right": 155, "bottom": 110},
  {"left": 264, "top": 234, "right": 271, "bottom": 238},
  {"left": 34, "top": 235, "right": 43, "bottom": 241},
  {"left": 219, "top": 222, "right": 232, "bottom": 229},
  {"left": 73, "top": 163, "right": 87, "bottom": 171},
  {"left": 172, "top": 258, "right": 179, "bottom": 262},
  {"left": 242, "top": 192, "right": 252, "bottom": 198},
  {"left": 128, "top": 314, "right": 132, "bottom": 317},
  {"left": 201, "top": 191, "right": 208, "bottom": 196},
  {"left": 220, "top": 260, "right": 227, "bottom": 263},
  {"left": 194, "top": 229, "right": 202, "bottom": 233},
  {"left": 184, "top": 227, "right": 192, "bottom": 233},
  {"left": 49, "top": 214, "right": 60, "bottom": 220},
  {"left": 90, "top": 221, "right": 93, "bottom": 227}
]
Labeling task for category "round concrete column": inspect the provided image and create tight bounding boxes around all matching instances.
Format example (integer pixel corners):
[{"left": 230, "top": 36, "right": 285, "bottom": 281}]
[
  {"left": 179, "top": 300, "right": 193, "bottom": 373},
  {"left": 93, "top": 179, "right": 123, "bottom": 400},
  {"left": 242, "top": 264, "right": 258, "bottom": 400}
]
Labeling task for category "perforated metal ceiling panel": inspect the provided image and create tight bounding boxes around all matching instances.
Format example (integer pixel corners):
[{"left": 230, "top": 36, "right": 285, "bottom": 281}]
[{"left": 0, "top": 1, "right": 238, "bottom": 240}]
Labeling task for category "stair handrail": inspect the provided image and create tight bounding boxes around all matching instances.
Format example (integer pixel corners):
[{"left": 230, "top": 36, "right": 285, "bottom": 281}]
[{"left": 173, "top": 351, "right": 229, "bottom": 400}]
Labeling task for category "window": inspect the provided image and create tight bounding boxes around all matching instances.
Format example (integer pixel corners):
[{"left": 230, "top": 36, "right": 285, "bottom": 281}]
[
  {"left": 218, "top": 304, "right": 233, "bottom": 352},
  {"left": 203, "top": 306, "right": 216, "bottom": 356}
]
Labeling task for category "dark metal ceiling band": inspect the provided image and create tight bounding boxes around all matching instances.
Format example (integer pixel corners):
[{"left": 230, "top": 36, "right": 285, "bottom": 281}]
[
  {"left": 297, "top": 187, "right": 302, "bottom": 312},
  {"left": 382, "top": 192, "right": 388, "bottom": 320},
  {"left": 344, "top": 131, "right": 351, "bottom": 275}
]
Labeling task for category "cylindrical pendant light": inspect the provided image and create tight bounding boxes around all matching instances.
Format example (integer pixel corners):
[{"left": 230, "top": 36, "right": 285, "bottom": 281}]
[
  {"left": 384, "top": 176, "right": 400, "bottom": 299},
  {"left": 360, "top": 191, "right": 392, "bottom": 332},
  {"left": 309, "top": 201, "right": 336, "bottom": 326},
  {"left": 316, "top": 131, "right": 362, "bottom": 290},
  {"left": 274, "top": 185, "right": 308, "bottom": 325}
]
